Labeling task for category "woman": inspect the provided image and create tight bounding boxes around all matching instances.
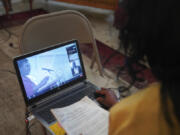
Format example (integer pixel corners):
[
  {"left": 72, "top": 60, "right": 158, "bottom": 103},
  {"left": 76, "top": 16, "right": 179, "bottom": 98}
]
[{"left": 96, "top": 0, "right": 180, "bottom": 134}]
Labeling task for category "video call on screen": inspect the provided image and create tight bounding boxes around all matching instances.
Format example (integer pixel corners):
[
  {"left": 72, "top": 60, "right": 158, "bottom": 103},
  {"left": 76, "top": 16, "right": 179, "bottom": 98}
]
[{"left": 17, "top": 43, "right": 83, "bottom": 100}]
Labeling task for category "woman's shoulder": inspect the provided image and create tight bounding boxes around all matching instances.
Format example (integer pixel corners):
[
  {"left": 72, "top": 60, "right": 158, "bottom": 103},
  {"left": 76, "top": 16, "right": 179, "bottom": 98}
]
[
  {"left": 111, "top": 82, "right": 161, "bottom": 113},
  {"left": 109, "top": 83, "right": 162, "bottom": 135}
]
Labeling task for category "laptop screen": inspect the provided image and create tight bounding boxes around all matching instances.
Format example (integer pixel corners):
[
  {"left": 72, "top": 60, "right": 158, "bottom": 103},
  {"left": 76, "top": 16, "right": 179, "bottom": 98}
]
[{"left": 14, "top": 40, "right": 86, "bottom": 105}]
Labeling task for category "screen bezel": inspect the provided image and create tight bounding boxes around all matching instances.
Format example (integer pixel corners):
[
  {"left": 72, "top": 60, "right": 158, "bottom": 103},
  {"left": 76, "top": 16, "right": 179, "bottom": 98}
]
[{"left": 13, "top": 40, "right": 86, "bottom": 106}]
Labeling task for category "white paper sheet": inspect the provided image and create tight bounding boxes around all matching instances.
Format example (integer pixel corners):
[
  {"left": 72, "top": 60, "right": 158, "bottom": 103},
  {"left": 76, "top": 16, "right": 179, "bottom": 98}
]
[{"left": 51, "top": 96, "right": 109, "bottom": 135}]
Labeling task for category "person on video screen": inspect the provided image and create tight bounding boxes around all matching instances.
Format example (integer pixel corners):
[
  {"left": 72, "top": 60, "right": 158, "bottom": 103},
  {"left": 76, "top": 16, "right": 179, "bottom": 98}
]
[
  {"left": 19, "top": 59, "right": 49, "bottom": 98},
  {"left": 71, "top": 61, "right": 82, "bottom": 76}
]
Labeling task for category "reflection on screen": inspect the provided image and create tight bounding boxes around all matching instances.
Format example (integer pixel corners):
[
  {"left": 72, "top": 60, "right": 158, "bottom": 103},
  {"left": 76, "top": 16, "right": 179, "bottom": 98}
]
[{"left": 17, "top": 43, "right": 83, "bottom": 100}]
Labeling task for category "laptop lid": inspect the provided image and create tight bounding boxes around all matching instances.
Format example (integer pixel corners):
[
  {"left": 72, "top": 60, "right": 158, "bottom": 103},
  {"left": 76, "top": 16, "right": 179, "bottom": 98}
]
[{"left": 13, "top": 40, "right": 86, "bottom": 107}]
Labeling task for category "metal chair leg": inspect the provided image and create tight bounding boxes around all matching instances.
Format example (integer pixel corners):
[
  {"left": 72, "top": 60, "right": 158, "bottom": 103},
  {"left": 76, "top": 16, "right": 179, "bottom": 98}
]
[
  {"left": 2, "top": 0, "right": 9, "bottom": 15},
  {"left": 90, "top": 52, "right": 96, "bottom": 69},
  {"left": 29, "top": 0, "right": 33, "bottom": 10}
]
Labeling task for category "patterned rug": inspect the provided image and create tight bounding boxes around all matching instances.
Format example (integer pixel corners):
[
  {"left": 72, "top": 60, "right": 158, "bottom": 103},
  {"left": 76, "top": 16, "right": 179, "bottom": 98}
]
[
  {"left": 0, "top": 9, "right": 48, "bottom": 29},
  {"left": 80, "top": 41, "right": 156, "bottom": 89},
  {"left": 0, "top": 9, "right": 50, "bottom": 135}
]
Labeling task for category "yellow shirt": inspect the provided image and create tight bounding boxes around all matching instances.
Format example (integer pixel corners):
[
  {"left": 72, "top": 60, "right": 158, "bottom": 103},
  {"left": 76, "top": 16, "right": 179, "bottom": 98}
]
[{"left": 109, "top": 83, "right": 180, "bottom": 135}]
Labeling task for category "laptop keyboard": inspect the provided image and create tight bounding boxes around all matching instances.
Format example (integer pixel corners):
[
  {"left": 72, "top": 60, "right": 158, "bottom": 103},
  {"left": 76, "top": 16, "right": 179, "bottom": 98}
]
[{"left": 36, "top": 85, "right": 96, "bottom": 124}]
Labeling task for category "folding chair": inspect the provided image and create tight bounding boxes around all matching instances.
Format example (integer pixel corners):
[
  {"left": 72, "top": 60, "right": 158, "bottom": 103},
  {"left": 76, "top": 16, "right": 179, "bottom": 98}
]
[{"left": 19, "top": 10, "right": 103, "bottom": 76}]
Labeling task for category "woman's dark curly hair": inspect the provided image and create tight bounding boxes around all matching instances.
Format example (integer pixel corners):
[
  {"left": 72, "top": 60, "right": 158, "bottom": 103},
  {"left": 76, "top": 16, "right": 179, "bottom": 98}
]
[{"left": 119, "top": 0, "right": 180, "bottom": 131}]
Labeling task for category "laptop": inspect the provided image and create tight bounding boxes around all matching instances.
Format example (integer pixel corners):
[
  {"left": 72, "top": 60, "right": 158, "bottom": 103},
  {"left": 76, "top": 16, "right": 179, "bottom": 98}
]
[{"left": 13, "top": 40, "right": 99, "bottom": 126}]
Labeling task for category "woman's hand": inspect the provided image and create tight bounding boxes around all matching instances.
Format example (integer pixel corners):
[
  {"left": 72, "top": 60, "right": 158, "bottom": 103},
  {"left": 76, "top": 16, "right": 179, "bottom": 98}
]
[{"left": 95, "top": 88, "right": 118, "bottom": 109}]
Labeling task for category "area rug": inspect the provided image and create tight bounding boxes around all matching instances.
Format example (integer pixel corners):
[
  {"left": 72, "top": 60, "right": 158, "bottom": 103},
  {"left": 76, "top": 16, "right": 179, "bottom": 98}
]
[
  {"left": 80, "top": 41, "right": 157, "bottom": 89},
  {"left": 0, "top": 9, "right": 48, "bottom": 29}
]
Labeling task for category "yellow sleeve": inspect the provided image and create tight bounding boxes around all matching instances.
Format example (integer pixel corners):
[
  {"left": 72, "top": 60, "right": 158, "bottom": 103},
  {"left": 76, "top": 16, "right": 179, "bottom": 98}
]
[{"left": 109, "top": 83, "right": 162, "bottom": 135}]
